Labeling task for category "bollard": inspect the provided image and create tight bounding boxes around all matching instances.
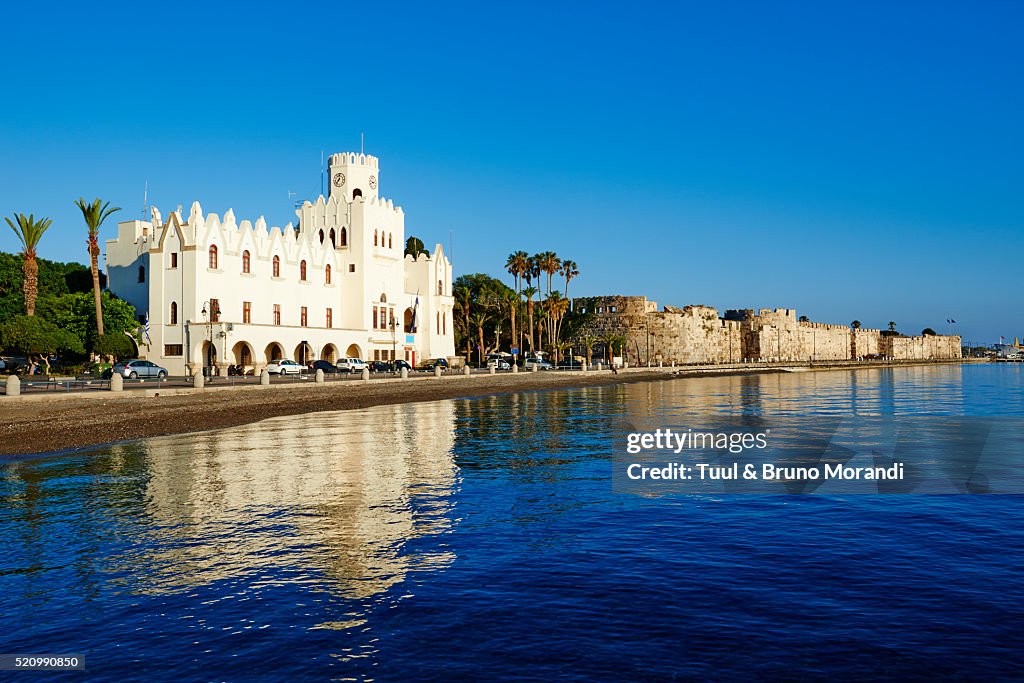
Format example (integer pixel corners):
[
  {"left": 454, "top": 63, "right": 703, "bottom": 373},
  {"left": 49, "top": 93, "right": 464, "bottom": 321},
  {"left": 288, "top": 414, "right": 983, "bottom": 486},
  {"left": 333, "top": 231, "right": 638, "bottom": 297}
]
[
  {"left": 463, "top": 365, "right": 472, "bottom": 376},
  {"left": 512, "top": 363, "right": 518, "bottom": 373},
  {"left": 361, "top": 367, "right": 370, "bottom": 381},
  {"left": 400, "top": 367, "right": 408, "bottom": 379},
  {"left": 5, "top": 374, "right": 21, "bottom": 397},
  {"left": 193, "top": 370, "right": 204, "bottom": 389},
  {"left": 315, "top": 368, "right": 325, "bottom": 383},
  {"left": 110, "top": 373, "right": 123, "bottom": 392},
  {"left": 531, "top": 363, "right": 538, "bottom": 372},
  {"left": 581, "top": 361, "right": 588, "bottom": 373},
  {"left": 489, "top": 364, "right": 496, "bottom": 375},
  {"left": 434, "top": 365, "right": 442, "bottom": 378},
  {"left": 260, "top": 369, "right": 271, "bottom": 386}
]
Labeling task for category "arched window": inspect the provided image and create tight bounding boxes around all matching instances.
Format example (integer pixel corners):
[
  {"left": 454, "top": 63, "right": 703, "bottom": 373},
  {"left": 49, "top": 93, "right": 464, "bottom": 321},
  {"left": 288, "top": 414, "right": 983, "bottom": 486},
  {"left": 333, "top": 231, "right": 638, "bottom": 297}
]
[
  {"left": 208, "top": 245, "right": 218, "bottom": 269},
  {"left": 353, "top": 189, "right": 362, "bottom": 199},
  {"left": 443, "top": 312, "right": 446, "bottom": 335},
  {"left": 374, "top": 229, "right": 378, "bottom": 247},
  {"left": 318, "top": 229, "right": 324, "bottom": 244},
  {"left": 329, "top": 228, "right": 336, "bottom": 247},
  {"left": 273, "top": 255, "right": 280, "bottom": 278},
  {"left": 388, "top": 233, "right": 393, "bottom": 249},
  {"left": 242, "top": 250, "right": 250, "bottom": 273},
  {"left": 339, "top": 227, "right": 347, "bottom": 246},
  {"left": 169, "top": 301, "right": 178, "bottom": 325},
  {"left": 437, "top": 312, "right": 440, "bottom": 334},
  {"left": 437, "top": 279, "right": 443, "bottom": 295},
  {"left": 325, "top": 264, "right": 332, "bottom": 284},
  {"left": 138, "top": 265, "right": 146, "bottom": 283},
  {"left": 300, "top": 260, "right": 307, "bottom": 281},
  {"left": 380, "top": 293, "right": 387, "bottom": 303}
]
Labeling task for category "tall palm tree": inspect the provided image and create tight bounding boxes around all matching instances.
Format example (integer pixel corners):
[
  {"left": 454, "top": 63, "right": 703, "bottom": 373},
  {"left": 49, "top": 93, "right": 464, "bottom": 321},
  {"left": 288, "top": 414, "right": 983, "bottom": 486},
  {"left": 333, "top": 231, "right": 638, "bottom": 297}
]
[
  {"left": 546, "top": 293, "right": 570, "bottom": 359},
  {"left": 522, "top": 285, "right": 538, "bottom": 352},
  {"left": 534, "top": 251, "right": 561, "bottom": 296},
  {"left": 5, "top": 213, "right": 53, "bottom": 316},
  {"left": 888, "top": 321, "right": 897, "bottom": 333},
  {"left": 498, "top": 288, "right": 518, "bottom": 353},
  {"left": 851, "top": 320, "right": 862, "bottom": 329},
  {"left": 561, "top": 259, "right": 579, "bottom": 299},
  {"left": 75, "top": 197, "right": 121, "bottom": 337},
  {"left": 505, "top": 251, "right": 528, "bottom": 294}
]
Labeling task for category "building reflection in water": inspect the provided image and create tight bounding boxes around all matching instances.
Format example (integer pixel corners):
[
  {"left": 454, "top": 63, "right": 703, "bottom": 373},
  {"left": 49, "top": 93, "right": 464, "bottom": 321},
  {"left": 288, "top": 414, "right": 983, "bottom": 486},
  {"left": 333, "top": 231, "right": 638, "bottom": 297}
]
[{"left": 106, "top": 400, "right": 458, "bottom": 603}]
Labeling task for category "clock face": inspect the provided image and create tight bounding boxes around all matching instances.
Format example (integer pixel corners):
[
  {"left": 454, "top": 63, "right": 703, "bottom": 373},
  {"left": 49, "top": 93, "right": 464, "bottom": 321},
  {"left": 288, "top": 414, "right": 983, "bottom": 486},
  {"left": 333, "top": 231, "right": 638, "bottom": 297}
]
[
  {"left": 333, "top": 172, "right": 345, "bottom": 187},
  {"left": 368, "top": 175, "right": 377, "bottom": 189}
]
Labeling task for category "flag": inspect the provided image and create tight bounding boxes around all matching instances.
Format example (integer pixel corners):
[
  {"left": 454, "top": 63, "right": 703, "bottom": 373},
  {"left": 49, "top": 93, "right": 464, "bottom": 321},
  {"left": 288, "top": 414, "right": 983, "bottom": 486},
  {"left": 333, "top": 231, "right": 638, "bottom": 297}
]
[
  {"left": 144, "top": 312, "right": 151, "bottom": 345},
  {"left": 410, "top": 294, "right": 419, "bottom": 333}
]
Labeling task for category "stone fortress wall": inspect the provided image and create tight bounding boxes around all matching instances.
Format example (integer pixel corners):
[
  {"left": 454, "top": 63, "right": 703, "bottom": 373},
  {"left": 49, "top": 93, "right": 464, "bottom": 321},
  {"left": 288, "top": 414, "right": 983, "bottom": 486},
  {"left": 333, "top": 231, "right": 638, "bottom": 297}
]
[{"left": 572, "top": 296, "right": 961, "bottom": 365}]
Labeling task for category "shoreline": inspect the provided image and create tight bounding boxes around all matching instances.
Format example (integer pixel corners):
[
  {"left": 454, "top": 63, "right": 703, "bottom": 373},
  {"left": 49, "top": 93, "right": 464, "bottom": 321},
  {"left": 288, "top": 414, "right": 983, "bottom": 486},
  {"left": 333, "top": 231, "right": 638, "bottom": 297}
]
[{"left": 0, "top": 359, "right": 980, "bottom": 457}]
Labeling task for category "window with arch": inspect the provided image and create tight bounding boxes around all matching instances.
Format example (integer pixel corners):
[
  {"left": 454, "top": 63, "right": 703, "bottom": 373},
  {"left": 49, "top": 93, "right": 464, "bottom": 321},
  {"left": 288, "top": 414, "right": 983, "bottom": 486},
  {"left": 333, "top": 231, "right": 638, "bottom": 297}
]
[
  {"left": 374, "top": 229, "right": 378, "bottom": 247},
  {"left": 325, "top": 264, "right": 332, "bottom": 284},
  {"left": 353, "top": 188, "right": 362, "bottom": 199},
  {"left": 318, "top": 229, "right": 324, "bottom": 244},
  {"left": 437, "top": 312, "right": 440, "bottom": 334},
  {"left": 388, "top": 233, "right": 393, "bottom": 249},
  {"left": 169, "top": 301, "right": 178, "bottom": 325},
  {"left": 329, "top": 228, "right": 336, "bottom": 247},
  {"left": 208, "top": 245, "right": 218, "bottom": 269},
  {"left": 437, "top": 279, "right": 443, "bottom": 295},
  {"left": 138, "top": 265, "right": 146, "bottom": 283},
  {"left": 443, "top": 312, "right": 447, "bottom": 335},
  {"left": 300, "top": 260, "right": 307, "bottom": 281},
  {"left": 273, "top": 255, "right": 280, "bottom": 278},
  {"left": 380, "top": 293, "right": 387, "bottom": 303},
  {"left": 242, "top": 250, "right": 250, "bottom": 273},
  {"left": 339, "top": 227, "right": 347, "bottom": 246}
]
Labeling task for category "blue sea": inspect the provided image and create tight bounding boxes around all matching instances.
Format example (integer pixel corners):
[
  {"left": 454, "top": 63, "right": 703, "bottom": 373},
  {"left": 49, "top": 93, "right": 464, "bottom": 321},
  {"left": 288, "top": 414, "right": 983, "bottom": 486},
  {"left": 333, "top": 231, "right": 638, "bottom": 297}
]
[{"left": 1, "top": 363, "right": 1023, "bottom": 680}]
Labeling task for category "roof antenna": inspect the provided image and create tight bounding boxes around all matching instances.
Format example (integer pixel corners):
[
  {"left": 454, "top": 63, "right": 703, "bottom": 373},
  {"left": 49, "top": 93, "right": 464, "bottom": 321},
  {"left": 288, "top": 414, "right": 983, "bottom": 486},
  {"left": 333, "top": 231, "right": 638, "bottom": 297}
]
[
  {"left": 142, "top": 180, "right": 148, "bottom": 220},
  {"left": 361, "top": 131, "right": 364, "bottom": 155}
]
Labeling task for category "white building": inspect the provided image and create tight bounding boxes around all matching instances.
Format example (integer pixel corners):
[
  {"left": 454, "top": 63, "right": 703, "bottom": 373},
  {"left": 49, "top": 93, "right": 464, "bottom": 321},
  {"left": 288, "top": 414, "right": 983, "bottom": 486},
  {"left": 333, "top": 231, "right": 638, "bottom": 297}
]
[{"left": 106, "top": 152, "right": 455, "bottom": 375}]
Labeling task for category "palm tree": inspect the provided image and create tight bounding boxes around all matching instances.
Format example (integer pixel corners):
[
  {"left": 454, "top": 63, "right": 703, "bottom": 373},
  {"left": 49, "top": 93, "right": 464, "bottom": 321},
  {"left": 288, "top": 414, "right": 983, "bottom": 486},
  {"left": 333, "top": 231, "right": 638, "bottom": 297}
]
[
  {"left": 535, "top": 251, "right": 561, "bottom": 296},
  {"left": 546, "top": 292, "right": 570, "bottom": 353},
  {"left": 75, "top": 197, "right": 121, "bottom": 337},
  {"left": 505, "top": 251, "right": 528, "bottom": 294},
  {"left": 5, "top": 213, "right": 53, "bottom": 316},
  {"left": 522, "top": 285, "right": 538, "bottom": 352},
  {"left": 579, "top": 334, "right": 597, "bottom": 365},
  {"left": 561, "top": 259, "right": 579, "bottom": 299},
  {"left": 469, "top": 310, "right": 489, "bottom": 367},
  {"left": 851, "top": 320, "right": 862, "bottom": 329},
  {"left": 497, "top": 288, "right": 518, "bottom": 353},
  {"left": 888, "top": 321, "right": 897, "bottom": 333}
]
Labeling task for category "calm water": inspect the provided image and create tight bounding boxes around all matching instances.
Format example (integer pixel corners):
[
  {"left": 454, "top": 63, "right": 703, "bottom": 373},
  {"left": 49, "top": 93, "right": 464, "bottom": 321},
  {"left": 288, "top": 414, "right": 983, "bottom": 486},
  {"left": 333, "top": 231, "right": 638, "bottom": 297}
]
[{"left": 2, "top": 363, "right": 1023, "bottom": 680}]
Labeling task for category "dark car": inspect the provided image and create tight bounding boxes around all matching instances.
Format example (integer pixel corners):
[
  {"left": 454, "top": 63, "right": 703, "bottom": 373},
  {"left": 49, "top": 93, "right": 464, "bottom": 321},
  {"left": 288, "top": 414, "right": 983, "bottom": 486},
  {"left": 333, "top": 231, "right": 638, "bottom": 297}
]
[
  {"left": 310, "top": 360, "right": 341, "bottom": 374},
  {"left": 369, "top": 360, "right": 391, "bottom": 372},
  {"left": 391, "top": 359, "right": 413, "bottom": 372},
  {"left": 416, "top": 358, "right": 449, "bottom": 371},
  {"left": 556, "top": 359, "right": 584, "bottom": 369}
]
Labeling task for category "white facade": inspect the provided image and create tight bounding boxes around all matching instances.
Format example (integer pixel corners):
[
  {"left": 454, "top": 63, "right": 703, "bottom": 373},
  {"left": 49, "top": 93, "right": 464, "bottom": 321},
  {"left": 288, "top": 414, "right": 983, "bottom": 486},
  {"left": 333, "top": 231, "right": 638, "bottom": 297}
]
[{"left": 106, "top": 152, "right": 455, "bottom": 375}]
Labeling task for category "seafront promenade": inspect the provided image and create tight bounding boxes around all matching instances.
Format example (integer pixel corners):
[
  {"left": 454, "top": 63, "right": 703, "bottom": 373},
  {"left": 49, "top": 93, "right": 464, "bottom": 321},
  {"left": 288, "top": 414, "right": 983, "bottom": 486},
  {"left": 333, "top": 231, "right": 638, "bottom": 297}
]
[{"left": 0, "top": 358, "right": 980, "bottom": 457}]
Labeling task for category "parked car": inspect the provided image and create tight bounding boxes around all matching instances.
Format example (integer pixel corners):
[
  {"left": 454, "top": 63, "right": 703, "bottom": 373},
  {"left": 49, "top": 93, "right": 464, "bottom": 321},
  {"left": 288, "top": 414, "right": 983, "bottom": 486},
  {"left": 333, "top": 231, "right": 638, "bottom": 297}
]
[
  {"left": 391, "top": 359, "right": 413, "bottom": 372},
  {"left": 417, "top": 358, "right": 449, "bottom": 371},
  {"left": 336, "top": 357, "right": 368, "bottom": 373},
  {"left": 525, "top": 358, "right": 553, "bottom": 371},
  {"left": 266, "top": 359, "right": 304, "bottom": 375},
  {"left": 556, "top": 359, "right": 584, "bottom": 369},
  {"left": 112, "top": 359, "right": 169, "bottom": 379},
  {"left": 369, "top": 360, "right": 391, "bottom": 372},
  {"left": 309, "top": 360, "right": 341, "bottom": 374},
  {"left": 487, "top": 358, "right": 512, "bottom": 370},
  {"left": 1, "top": 355, "right": 28, "bottom": 374}
]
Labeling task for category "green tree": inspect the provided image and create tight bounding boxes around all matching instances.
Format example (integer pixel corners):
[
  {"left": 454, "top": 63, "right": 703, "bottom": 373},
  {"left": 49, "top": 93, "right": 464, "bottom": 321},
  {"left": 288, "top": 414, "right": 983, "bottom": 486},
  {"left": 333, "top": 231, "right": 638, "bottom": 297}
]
[
  {"left": 94, "top": 333, "right": 136, "bottom": 360},
  {"left": 74, "top": 197, "right": 121, "bottom": 337},
  {"left": 404, "top": 236, "right": 429, "bottom": 258},
  {"left": 0, "top": 314, "right": 84, "bottom": 373},
  {"left": 922, "top": 327, "right": 937, "bottom": 336},
  {"left": 4, "top": 213, "right": 53, "bottom": 316},
  {"left": 560, "top": 259, "right": 579, "bottom": 298},
  {"left": 35, "top": 291, "right": 139, "bottom": 353},
  {"left": 851, "top": 320, "right": 862, "bottom": 329}
]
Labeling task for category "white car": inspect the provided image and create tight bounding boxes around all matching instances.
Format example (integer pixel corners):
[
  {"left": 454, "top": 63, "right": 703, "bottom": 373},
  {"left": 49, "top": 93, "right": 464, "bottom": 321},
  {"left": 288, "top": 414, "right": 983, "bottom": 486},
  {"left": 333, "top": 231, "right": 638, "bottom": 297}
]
[
  {"left": 525, "top": 358, "right": 553, "bottom": 370},
  {"left": 266, "top": 359, "right": 304, "bottom": 375},
  {"left": 336, "top": 357, "right": 367, "bottom": 373},
  {"left": 487, "top": 358, "right": 512, "bottom": 370}
]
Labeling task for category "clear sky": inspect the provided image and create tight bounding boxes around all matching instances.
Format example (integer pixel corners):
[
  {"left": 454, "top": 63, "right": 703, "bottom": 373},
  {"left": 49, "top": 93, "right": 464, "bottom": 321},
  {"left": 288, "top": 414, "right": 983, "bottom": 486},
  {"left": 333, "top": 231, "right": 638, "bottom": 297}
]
[{"left": 1, "top": 1, "right": 1021, "bottom": 343}]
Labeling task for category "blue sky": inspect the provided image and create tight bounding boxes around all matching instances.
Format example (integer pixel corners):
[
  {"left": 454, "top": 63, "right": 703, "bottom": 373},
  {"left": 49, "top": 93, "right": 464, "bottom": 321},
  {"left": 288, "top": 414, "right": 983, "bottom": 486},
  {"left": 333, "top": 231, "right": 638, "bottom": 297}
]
[{"left": 1, "top": 1, "right": 1021, "bottom": 343}]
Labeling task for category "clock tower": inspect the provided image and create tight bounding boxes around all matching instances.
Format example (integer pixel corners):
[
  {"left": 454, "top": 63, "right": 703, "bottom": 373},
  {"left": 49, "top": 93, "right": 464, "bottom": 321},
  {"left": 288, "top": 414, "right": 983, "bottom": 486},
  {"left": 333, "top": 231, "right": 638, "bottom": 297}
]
[{"left": 327, "top": 152, "right": 379, "bottom": 202}]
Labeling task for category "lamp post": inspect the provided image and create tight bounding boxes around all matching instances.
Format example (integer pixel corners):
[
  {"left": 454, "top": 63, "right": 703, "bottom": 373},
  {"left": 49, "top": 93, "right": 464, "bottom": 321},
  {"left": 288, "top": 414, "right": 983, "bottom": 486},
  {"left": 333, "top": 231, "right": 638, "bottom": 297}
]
[
  {"left": 390, "top": 315, "right": 399, "bottom": 367},
  {"left": 201, "top": 300, "right": 214, "bottom": 375}
]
